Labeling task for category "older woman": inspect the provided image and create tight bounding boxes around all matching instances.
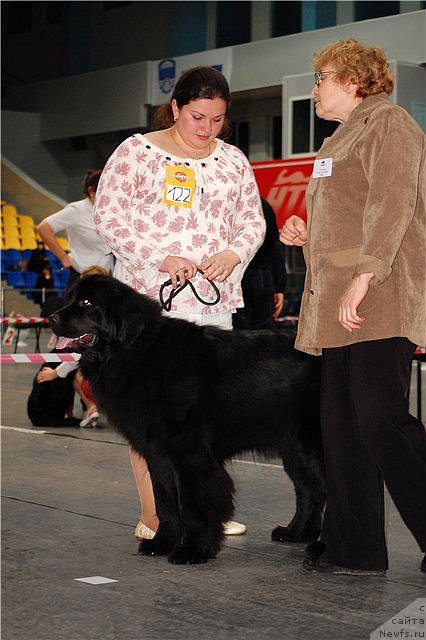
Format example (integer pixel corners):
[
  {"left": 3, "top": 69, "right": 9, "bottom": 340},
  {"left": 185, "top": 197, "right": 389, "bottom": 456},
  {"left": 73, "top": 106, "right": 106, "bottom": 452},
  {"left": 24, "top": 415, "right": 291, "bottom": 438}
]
[{"left": 280, "top": 39, "right": 426, "bottom": 575}]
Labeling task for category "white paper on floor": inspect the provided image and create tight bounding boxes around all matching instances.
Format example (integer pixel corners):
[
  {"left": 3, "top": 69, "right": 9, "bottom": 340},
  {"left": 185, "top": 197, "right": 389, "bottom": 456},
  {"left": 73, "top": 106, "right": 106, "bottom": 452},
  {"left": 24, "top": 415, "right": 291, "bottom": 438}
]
[{"left": 74, "top": 576, "right": 118, "bottom": 585}]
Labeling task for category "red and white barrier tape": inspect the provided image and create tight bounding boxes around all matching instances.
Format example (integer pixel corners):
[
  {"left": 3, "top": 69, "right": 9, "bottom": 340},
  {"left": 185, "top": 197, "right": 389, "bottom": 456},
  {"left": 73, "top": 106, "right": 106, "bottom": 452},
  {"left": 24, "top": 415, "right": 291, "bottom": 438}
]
[
  {"left": 1, "top": 317, "right": 49, "bottom": 324},
  {"left": 1, "top": 353, "right": 80, "bottom": 364},
  {"left": 2, "top": 349, "right": 423, "bottom": 362}
]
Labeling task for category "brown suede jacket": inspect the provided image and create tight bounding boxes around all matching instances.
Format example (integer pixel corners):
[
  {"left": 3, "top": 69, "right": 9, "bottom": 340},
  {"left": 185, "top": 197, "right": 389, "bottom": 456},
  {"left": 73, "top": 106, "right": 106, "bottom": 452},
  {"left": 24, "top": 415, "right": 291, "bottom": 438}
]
[{"left": 296, "top": 93, "right": 426, "bottom": 355}]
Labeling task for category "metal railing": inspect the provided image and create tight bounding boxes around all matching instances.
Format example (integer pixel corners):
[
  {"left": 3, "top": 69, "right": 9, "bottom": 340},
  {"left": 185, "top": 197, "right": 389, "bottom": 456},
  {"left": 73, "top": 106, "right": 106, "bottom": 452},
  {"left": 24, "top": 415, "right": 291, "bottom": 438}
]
[{"left": 1, "top": 286, "right": 66, "bottom": 316}]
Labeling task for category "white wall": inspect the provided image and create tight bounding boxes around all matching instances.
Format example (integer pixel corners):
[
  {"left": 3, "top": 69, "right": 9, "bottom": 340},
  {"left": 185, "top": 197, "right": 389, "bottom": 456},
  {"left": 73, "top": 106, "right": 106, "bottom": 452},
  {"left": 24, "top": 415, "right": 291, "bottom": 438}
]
[
  {"left": 4, "top": 11, "right": 424, "bottom": 141},
  {"left": 231, "top": 11, "right": 426, "bottom": 91},
  {"left": 1, "top": 111, "right": 68, "bottom": 198},
  {"left": 2, "top": 11, "right": 425, "bottom": 196}
]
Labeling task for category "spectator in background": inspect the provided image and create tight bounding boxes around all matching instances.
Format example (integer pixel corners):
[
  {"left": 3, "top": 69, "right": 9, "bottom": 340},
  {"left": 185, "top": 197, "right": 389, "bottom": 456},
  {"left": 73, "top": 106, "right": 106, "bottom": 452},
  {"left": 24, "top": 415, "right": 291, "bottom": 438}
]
[
  {"left": 36, "top": 170, "right": 114, "bottom": 295},
  {"left": 35, "top": 265, "right": 110, "bottom": 428},
  {"left": 27, "top": 241, "right": 49, "bottom": 273},
  {"left": 32, "top": 264, "right": 58, "bottom": 310},
  {"left": 233, "top": 197, "right": 286, "bottom": 330},
  {"left": 36, "top": 364, "right": 99, "bottom": 428}
]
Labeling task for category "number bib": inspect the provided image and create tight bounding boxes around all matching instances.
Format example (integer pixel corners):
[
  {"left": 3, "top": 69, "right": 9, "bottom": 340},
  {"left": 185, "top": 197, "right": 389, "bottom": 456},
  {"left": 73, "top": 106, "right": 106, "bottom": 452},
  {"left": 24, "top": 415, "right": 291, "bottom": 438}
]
[{"left": 163, "top": 165, "right": 195, "bottom": 208}]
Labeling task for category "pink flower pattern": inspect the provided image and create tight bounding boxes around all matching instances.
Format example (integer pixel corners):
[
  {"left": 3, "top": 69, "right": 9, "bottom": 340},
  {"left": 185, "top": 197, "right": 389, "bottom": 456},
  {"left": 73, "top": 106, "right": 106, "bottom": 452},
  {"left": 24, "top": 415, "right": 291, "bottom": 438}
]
[{"left": 94, "top": 134, "right": 265, "bottom": 314}]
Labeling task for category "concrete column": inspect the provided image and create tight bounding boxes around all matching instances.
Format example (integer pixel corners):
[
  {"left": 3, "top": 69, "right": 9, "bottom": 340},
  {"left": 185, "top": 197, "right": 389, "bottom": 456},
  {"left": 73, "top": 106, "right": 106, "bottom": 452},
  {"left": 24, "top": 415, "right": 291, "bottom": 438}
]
[
  {"left": 249, "top": 115, "right": 271, "bottom": 161},
  {"left": 336, "top": 0, "right": 354, "bottom": 25},
  {"left": 302, "top": 1, "right": 336, "bottom": 30},
  {"left": 206, "top": 1, "right": 217, "bottom": 50},
  {"left": 251, "top": 1, "right": 272, "bottom": 41},
  {"left": 400, "top": 1, "right": 423, "bottom": 12}
]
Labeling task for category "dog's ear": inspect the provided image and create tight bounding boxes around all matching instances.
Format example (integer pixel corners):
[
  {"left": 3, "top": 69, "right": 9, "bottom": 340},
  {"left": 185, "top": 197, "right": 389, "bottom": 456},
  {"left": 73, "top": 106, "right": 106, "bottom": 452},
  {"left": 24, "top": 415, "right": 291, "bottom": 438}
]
[{"left": 115, "top": 312, "right": 145, "bottom": 346}]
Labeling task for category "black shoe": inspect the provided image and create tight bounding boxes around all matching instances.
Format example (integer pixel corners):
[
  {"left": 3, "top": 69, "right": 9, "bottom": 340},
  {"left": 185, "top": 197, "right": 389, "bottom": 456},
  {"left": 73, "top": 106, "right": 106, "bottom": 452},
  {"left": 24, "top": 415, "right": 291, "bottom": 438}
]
[
  {"left": 303, "top": 540, "right": 327, "bottom": 569},
  {"left": 303, "top": 558, "right": 385, "bottom": 576},
  {"left": 421, "top": 554, "right": 426, "bottom": 574}
]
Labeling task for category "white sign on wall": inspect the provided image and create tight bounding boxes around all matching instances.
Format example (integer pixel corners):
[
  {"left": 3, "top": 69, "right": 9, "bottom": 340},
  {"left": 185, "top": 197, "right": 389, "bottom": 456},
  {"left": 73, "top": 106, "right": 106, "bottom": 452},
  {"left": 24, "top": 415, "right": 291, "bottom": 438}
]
[{"left": 148, "top": 48, "right": 233, "bottom": 107}]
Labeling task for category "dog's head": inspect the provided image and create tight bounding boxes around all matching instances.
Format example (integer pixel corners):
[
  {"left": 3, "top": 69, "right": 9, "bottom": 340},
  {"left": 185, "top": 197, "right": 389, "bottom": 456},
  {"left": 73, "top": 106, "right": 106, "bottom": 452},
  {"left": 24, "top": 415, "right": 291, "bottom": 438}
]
[{"left": 49, "top": 275, "right": 162, "bottom": 351}]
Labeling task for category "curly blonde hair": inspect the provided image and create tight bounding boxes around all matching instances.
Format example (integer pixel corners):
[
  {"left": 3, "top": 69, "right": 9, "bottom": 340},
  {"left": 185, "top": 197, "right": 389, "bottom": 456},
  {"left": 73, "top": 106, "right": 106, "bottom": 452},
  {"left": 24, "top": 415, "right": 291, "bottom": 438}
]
[{"left": 313, "top": 39, "right": 394, "bottom": 97}]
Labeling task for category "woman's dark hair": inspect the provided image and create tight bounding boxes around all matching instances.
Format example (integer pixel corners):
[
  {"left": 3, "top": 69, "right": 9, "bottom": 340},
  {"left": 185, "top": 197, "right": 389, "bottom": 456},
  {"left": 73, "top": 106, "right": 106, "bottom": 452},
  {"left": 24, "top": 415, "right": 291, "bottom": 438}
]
[
  {"left": 172, "top": 66, "right": 231, "bottom": 108},
  {"left": 150, "top": 66, "right": 232, "bottom": 138},
  {"left": 83, "top": 169, "right": 103, "bottom": 197}
]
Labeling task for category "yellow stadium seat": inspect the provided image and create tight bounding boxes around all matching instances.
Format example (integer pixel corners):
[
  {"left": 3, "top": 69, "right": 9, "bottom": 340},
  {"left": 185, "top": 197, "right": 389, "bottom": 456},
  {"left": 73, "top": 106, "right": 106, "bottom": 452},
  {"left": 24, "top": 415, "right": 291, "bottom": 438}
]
[
  {"left": 18, "top": 215, "right": 35, "bottom": 229},
  {"left": 4, "top": 226, "right": 20, "bottom": 241},
  {"left": 21, "top": 228, "right": 37, "bottom": 243},
  {"left": 3, "top": 217, "right": 19, "bottom": 231},
  {"left": 21, "top": 227, "right": 36, "bottom": 238},
  {"left": 3, "top": 237, "right": 22, "bottom": 250},
  {"left": 2, "top": 204, "right": 18, "bottom": 221},
  {"left": 21, "top": 236, "right": 38, "bottom": 250},
  {"left": 57, "top": 236, "right": 70, "bottom": 251}
]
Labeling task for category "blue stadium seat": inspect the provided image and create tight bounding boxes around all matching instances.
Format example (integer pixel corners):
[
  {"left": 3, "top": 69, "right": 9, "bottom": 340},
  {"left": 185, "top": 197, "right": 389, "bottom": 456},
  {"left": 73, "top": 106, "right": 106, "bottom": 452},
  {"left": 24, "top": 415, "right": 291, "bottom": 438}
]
[
  {"left": 58, "top": 269, "right": 70, "bottom": 288},
  {"left": 1, "top": 250, "right": 8, "bottom": 277},
  {"left": 24, "top": 270, "right": 39, "bottom": 299},
  {"left": 25, "top": 271, "right": 38, "bottom": 288},
  {"left": 46, "top": 251, "right": 62, "bottom": 269},
  {"left": 7, "top": 270, "right": 26, "bottom": 288},
  {"left": 22, "top": 249, "right": 32, "bottom": 261},
  {"left": 6, "top": 248, "right": 23, "bottom": 270}
]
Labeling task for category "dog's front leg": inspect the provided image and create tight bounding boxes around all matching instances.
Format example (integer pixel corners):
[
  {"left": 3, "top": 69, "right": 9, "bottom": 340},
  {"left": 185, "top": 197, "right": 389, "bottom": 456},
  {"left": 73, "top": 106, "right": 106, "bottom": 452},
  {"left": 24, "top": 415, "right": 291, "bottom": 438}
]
[
  {"left": 167, "top": 455, "right": 234, "bottom": 565},
  {"left": 137, "top": 450, "right": 179, "bottom": 558}
]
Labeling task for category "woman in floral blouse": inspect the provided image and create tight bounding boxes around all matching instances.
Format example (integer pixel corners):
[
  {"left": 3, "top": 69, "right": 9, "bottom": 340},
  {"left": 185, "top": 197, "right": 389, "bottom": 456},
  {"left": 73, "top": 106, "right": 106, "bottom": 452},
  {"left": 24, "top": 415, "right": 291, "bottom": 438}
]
[{"left": 94, "top": 66, "right": 265, "bottom": 544}]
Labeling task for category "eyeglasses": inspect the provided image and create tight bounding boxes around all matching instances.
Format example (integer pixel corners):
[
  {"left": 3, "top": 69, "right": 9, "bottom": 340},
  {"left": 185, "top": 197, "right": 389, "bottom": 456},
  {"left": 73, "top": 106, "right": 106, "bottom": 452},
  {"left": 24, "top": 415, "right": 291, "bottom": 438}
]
[{"left": 314, "top": 71, "right": 337, "bottom": 86}]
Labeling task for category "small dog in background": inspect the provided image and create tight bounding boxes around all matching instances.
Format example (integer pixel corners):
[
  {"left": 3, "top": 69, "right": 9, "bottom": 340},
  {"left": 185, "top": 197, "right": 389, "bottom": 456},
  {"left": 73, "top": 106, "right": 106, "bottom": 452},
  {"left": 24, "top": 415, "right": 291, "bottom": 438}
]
[{"left": 27, "top": 356, "right": 80, "bottom": 428}]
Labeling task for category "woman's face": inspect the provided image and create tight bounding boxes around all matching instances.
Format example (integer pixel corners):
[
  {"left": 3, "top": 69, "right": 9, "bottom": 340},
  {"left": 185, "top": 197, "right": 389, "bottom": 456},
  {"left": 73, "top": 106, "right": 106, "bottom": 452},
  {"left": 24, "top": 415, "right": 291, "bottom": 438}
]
[
  {"left": 172, "top": 97, "right": 227, "bottom": 150},
  {"left": 311, "top": 66, "right": 361, "bottom": 123}
]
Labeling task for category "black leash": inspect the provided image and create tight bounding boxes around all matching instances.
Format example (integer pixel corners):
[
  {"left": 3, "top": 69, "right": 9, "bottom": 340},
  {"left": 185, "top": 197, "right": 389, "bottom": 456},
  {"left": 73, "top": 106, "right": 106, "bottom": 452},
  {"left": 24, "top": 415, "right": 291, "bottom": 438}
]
[{"left": 159, "top": 268, "right": 221, "bottom": 312}]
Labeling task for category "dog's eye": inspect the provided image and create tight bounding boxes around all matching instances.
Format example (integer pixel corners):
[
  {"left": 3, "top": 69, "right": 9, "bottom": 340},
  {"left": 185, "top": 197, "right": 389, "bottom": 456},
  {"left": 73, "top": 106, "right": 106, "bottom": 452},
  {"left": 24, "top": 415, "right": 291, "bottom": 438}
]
[{"left": 78, "top": 298, "right": 93, "bottom": 308}]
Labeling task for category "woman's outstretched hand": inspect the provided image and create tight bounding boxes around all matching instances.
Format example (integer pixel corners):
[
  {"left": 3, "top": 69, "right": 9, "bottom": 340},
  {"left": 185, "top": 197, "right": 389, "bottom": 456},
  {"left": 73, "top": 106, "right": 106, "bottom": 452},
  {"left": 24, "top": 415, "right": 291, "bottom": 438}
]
[{"left": 198, "top": 250, "right": 241, "bottom": 282}]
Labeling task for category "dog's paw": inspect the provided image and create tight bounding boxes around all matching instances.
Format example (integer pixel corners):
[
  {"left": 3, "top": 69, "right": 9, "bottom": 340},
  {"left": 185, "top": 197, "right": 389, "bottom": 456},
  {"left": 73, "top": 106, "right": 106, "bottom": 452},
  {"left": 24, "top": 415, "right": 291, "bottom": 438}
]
[
  {"left": 271, "top": 525, "right": 318, "bottom": 544},
  {"left": 137, "top": 538, "right": 172, "bottom": 557},
  {"left": 167, "top": 546, "right": 216, "bottom": 565}
]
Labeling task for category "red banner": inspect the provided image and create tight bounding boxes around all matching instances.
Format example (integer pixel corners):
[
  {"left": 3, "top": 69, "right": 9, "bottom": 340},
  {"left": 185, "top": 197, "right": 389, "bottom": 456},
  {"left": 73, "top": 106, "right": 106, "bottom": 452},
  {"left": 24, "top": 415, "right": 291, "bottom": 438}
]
[{"left": 251, "top": 156, "right": 315, "bottom": 228}]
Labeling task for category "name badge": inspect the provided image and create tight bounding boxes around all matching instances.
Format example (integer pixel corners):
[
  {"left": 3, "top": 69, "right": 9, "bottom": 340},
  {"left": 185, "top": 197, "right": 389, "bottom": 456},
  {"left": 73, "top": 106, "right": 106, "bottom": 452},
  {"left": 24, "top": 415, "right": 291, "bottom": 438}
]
[
  {"left": 163, "top": 165, "right": 195, "bottom": 208},
  {"left": 312, "top": 157, "right": 333, "bottom": 178}
]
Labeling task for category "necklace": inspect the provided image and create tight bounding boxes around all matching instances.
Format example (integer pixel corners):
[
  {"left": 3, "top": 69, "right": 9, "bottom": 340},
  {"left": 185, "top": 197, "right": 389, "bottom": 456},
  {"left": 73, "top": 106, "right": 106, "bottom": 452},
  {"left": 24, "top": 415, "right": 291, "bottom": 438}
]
[{"left": 169, "top": 126, "right": 212, "bottom": 160}]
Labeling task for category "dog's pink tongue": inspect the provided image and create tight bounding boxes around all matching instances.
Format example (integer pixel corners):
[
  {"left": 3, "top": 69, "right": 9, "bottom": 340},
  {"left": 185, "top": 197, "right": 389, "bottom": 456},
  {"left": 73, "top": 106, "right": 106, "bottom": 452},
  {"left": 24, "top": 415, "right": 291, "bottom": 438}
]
[{"left": 56, "top": 336, "right": 74, "bottom": 350}]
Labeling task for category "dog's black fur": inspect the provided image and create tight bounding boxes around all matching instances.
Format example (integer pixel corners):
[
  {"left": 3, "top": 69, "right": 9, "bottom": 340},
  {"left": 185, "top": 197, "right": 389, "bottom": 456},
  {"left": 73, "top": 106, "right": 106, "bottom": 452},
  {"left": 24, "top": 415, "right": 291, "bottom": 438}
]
[
  {"left": 27, "top": 356, "right": 80, "bottom": 427},
  {"left": 50, "top": 275, "right": 325, "bottom": 564}
]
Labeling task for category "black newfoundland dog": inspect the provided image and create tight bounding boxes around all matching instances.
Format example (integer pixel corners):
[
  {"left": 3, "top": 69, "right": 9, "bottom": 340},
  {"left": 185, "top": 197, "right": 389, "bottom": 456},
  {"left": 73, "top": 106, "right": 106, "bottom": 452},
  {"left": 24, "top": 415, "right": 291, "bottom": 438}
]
[{"left": 50, "top": 275, "right": 325, "bottom": 565}]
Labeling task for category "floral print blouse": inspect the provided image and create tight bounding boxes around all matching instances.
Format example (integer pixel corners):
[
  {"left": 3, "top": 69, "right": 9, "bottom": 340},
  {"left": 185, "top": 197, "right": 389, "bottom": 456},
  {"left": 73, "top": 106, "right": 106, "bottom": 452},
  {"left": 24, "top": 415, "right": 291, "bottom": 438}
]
[{"left": 93, "top": 134, "right": 265, "bottom": 314}]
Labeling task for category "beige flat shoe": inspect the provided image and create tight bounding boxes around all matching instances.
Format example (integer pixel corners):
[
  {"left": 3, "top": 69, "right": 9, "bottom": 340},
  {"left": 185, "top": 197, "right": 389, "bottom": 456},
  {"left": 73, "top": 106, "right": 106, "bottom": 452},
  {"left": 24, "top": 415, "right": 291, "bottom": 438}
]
[
  {"left": 134, "top": 520, "right": 156, "bottom": 541},
  {"left": 223, "top": 520, "right": 247, "bottom": 535},
  {"left": 79, "top": 408, "right": 99, "bottom": 428}
]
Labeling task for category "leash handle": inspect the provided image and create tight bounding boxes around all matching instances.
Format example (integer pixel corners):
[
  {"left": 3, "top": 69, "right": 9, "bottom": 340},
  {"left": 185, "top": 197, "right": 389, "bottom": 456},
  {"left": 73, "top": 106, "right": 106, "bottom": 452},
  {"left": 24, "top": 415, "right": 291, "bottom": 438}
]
[{"left": 159, "top": 268, "right": 220, "bottom": 312}]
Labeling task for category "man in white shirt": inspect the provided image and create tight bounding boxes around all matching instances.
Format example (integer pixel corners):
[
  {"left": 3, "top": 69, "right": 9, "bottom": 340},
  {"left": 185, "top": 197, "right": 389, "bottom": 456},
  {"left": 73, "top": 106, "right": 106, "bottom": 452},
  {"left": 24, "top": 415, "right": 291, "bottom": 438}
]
[{"left": 37, "top": 169, "right": 114, "bottom": 294}]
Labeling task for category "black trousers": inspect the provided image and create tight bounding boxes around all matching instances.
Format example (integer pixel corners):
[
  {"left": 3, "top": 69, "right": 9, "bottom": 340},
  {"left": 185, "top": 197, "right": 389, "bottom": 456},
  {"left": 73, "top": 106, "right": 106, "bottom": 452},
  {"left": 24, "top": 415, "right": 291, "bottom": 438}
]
[
  {"left": 320, "top": 337, "right": 426, "bottom": 570},
  {"left": 233, "top": 267, "right": 277, "bottom": 331}
]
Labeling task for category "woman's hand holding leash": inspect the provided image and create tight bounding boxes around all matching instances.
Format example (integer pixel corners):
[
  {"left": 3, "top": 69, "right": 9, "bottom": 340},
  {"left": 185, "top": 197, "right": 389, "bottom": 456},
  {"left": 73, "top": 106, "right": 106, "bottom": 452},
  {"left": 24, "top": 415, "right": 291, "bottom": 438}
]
[{"left": 159, "top": 255, "right": 198, "bottom": 288}]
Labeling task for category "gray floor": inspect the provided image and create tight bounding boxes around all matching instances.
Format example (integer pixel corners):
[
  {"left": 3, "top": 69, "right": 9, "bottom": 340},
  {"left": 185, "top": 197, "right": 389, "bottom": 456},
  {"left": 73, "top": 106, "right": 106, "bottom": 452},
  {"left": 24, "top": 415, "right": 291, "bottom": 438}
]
[{"left": 2, "top": 325, "right": 425, "bottom": 640}]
